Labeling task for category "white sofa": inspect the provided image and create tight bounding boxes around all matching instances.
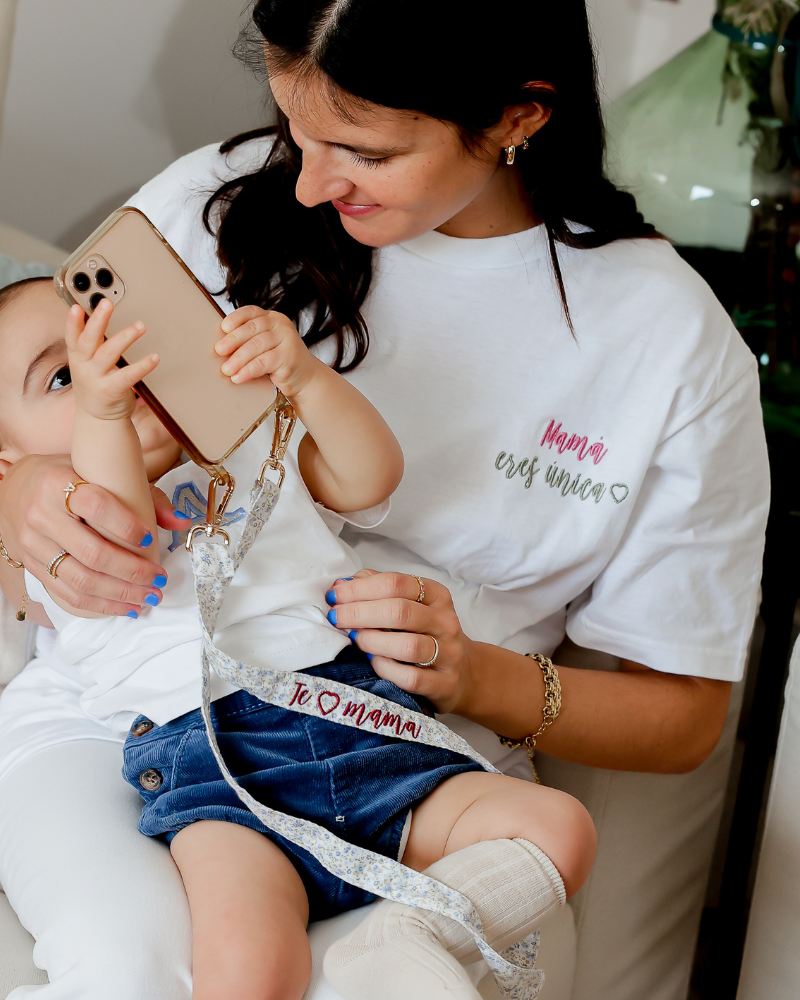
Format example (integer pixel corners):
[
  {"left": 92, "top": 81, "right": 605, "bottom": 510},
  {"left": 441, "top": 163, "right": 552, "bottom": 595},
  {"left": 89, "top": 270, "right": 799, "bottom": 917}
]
[{"left": 736, "top": 635, "right": 800, "bottom": 1000}]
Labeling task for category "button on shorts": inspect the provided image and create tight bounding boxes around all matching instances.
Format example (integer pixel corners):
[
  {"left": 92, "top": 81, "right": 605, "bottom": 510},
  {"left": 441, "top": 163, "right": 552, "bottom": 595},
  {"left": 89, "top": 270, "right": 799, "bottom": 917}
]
[{"left": 122, "top": 649, "right": 482, "bottom": 919}]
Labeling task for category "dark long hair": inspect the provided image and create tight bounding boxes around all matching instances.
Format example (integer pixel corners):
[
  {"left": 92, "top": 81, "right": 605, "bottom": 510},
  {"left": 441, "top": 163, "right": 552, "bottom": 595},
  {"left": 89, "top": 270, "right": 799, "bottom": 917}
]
[{"left": 205, "top": 0, "right": 656, "bottom": 368}]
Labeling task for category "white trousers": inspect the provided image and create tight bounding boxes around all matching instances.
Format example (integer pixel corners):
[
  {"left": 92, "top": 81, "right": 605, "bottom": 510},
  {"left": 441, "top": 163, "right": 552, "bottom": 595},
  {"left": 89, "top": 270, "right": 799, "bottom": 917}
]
[{"left": 0, "top": 740, "right": 192, "bottom": 1000}]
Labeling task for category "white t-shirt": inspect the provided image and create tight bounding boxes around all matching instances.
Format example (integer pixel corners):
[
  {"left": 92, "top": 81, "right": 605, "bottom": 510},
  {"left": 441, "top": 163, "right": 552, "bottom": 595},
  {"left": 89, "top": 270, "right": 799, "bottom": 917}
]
[
  {"left": 0, "top": 136, "right": 769, "bottom": 776},
  {"left": 26, "top": 424, "right": 385, "bottom": 728}
]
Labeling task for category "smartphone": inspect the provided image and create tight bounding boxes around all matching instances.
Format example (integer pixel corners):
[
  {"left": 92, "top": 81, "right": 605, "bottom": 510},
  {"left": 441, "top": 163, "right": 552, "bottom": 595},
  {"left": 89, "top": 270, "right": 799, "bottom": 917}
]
[{"left": 54, "top": 207, "right": 277, "bottom": 470}]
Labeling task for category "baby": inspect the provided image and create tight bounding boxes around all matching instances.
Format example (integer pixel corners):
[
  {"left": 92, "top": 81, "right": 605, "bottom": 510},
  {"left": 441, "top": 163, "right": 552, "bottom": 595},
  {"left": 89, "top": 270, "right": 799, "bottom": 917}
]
[{"left": 0, "top": 276, "right": 595, "bottom": 1000}]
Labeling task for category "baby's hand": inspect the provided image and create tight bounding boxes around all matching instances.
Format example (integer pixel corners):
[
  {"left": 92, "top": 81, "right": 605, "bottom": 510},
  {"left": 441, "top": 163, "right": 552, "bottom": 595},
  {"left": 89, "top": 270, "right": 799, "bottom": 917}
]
[
  {"left": 65, "top": 300, "right": 159, "bottom": 421},
  {"left": 214, "top": 306, "right": 317, "bottom": 398}
]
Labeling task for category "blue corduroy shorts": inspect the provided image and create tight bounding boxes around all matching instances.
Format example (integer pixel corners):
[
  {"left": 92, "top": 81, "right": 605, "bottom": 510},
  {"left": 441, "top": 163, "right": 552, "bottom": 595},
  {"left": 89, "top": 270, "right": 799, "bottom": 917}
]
[{"left": 122, "top": 649, "right": 482, "bottom": 919}]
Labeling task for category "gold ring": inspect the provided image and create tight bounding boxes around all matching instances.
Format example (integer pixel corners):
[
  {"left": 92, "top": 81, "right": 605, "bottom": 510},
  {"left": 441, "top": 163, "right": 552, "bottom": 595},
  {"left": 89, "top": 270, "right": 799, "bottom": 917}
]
[
  {"left": 414, "top": 576, "right": 425, "bottom": 603},
  {"left": 64, "top": 479, "right": 89, "bottom": 520},
  {"left": 47, "top": 549, "right": 70, "bottom": 579},
  {"left": 418, "top": 635, "right": 439, "bottom": 667}
]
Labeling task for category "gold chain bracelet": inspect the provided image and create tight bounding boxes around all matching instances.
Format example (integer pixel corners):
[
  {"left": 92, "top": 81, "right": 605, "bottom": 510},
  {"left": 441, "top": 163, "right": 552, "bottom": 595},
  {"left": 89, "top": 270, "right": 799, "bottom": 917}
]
[
  {"left": 0, "top": 531, "right": 29, "bottom": 621},
  {"left": 497, "top": 653, "right": 562, "bottom": 784},
  {"left": 0, "top": 532, "right": 23, "bottom": 570}
]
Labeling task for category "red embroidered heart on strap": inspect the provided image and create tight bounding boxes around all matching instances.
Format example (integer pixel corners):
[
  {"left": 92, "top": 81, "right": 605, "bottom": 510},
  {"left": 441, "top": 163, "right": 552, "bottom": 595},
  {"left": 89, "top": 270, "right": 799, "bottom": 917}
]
[{"left": 317, "top": 691, "right": 341, "bottom": 716}]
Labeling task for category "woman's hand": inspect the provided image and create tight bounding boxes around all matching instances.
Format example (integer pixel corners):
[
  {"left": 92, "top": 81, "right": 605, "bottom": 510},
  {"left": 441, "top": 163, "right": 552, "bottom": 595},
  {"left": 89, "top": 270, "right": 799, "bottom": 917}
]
[
  {"left": 326, "top": 571, "right": 733, "bottom": 773},
  {"left": 325, "top": 571, "right": 480, "bottom": 715},
  {"left": 0, "top": 455, "right": 185, "bottom": 616}
]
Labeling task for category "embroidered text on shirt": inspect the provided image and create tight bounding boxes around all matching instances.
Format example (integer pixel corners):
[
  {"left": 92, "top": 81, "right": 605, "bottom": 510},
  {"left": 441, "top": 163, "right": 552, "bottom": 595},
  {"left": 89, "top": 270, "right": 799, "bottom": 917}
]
[
  {"left": 494, "top": 451, "right": 540, "bottom": 487},
  {"left": 540, "top": 419, "right": 608, "bottom": 465},
  {"left": 495, "top": 451, "right": 630, "bottom": 505}
]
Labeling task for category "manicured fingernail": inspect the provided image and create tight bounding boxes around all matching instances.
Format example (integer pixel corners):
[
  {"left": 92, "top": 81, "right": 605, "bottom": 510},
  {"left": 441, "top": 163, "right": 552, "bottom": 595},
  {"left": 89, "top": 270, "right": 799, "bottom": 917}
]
[
  {"left": 327, "top": 608, "right": 337, "bottom": 625},
  {"left": 144, "top": 594, "right": 160, "bottom": 607},
  {"left": 343, "top": 577, "right": 354, "bottom": 582},
  {"left": 348, "top": 630, "right": 358, "bottom": 641},
  {"left": 173, "top": 509, "right": 191, "bottom": 521},
  {"left": 152, "top": 574, "right": 167, "bottom": 588},
  {"left": 140, "top": 532, "right": 153, "bottom": 547},
  {"left": 126, "top": 610, "right": 139, "bottom": 619},
  {"left": 221, "top": 362, "right": 232, "bottom": 375},
  {"left": 366, "top": 653, "right": 373, "bottom": 662},
  {"left": 326, "top": 589, "right": 337, "bottom": 606}
]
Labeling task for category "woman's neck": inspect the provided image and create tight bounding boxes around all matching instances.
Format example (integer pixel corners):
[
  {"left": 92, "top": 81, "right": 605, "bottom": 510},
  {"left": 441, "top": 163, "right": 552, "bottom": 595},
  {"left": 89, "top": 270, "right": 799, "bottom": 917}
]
[{"left": 436, "top": 165, "right": 539, "bottom": 240}]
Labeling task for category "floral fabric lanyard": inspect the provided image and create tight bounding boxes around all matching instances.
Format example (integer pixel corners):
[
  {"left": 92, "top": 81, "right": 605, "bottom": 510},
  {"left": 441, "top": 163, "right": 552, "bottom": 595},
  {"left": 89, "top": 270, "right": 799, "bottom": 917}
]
[{"left": 188, "top": 400, "right": 544, "bottom": 1000}]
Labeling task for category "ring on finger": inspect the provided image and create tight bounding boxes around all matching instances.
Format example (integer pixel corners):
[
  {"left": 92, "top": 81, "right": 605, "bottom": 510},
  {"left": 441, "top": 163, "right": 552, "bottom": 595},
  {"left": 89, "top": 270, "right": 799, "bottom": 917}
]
[
  {"left": 63, "top": 479, "right": 89, "bottom": 520},
  {"left": 414, "top": 575, "right": 426, "bottom": 604},
  {"left": 47, "top": 549, "right": 70, "bottom": 579},
  {"left": 418, "top": 635, "right": 439, "bottom": 667}
]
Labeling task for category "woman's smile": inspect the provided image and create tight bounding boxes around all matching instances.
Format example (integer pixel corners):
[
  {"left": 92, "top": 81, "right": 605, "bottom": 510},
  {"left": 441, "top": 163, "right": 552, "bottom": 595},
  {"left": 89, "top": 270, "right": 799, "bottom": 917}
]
[{"left": 331, "top": 198, "right": 383, "bottom": 217}]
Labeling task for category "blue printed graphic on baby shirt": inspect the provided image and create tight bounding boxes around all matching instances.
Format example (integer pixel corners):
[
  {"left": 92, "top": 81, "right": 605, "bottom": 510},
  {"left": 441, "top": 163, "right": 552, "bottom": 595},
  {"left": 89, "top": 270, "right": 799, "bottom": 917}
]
[{"left": 168, "top": 482, "right": 247, "bottom": 552}]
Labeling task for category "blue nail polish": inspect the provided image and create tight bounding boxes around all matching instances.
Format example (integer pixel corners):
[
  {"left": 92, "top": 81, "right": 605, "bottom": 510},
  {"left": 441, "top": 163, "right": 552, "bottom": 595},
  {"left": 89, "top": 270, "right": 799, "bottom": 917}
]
[
  {"left": 366, "top": 653, "right": 373, "bottom": 662},
  {"left": 140, "top": 532, "right": 153, "bottom": 547},
  {"left": 325, "top": 589, "right": 337, "bottom": 606},
  {"left": 327, "top": 608, "right": 337, "bottom": 625},
  {"left": 152, "top": 575, "right": 167, "bottom": 588},
  {"left": 173, "top": 509, "right": 191, "bottom": 521},
  {"left": 144, "top": 594, "right": 160, "bottom": 607},
  {"left": 343, "top": 577, "right": 354, "bottom": 582},
  {"left": 126, "top": 610, "right": 139, "bottom": 619},
  {"left": 348, "top": 630, "right": 358, "bottom": 641}
]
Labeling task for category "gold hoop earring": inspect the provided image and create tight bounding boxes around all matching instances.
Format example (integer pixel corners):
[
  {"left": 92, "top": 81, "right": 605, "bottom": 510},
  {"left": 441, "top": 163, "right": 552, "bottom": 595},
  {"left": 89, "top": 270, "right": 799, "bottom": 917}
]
[
  {"left": 506, "top": 144, "right": 516, "bottom": 166},
  {"left": 522, "top": 135, "right": 530, "bottom": 151}
]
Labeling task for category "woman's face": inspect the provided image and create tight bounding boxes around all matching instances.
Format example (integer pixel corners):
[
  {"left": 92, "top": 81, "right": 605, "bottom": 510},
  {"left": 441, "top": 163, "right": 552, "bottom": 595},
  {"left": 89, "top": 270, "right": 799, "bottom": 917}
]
[{"left": 269, "top": 70, "right": 539, "bottom": 247}]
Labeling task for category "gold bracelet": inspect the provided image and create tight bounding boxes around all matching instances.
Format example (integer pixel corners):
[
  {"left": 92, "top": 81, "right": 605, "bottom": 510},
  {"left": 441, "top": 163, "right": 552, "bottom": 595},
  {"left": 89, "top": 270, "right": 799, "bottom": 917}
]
[
  {"left": 0, "top": 532, "right": 24, "bottom": 570},
  {"left": 497, "top": 653, "right": 561, "bottom": 784},
  {"left": 0, "top": 531, "right": 29, "bottom": 621}
]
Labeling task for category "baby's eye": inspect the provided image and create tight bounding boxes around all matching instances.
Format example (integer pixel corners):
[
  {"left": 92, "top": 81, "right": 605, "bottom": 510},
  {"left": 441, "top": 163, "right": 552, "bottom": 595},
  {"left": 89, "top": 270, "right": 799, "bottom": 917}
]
[{"left": 47, "top": 366, "right": 72, "bottom": 392}]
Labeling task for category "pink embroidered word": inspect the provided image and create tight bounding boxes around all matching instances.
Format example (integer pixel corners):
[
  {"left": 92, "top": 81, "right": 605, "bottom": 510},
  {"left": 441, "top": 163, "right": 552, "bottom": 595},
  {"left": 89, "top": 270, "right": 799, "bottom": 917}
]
[
  {"left": 540, "top": 419, "right": 608, "bottom": 465},
  {"left": 288, "top": 681, "right": 423, "bottom": 739}
]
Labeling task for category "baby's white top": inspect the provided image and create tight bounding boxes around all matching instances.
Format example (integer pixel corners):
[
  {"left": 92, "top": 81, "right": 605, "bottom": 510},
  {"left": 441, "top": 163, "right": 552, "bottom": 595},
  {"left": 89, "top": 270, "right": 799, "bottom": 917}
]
[
  {"left": 26, "top": 427, "right": 384, "bottom": 727},
  {"left": 9, "top": 134, "right": 770, "bottom": 772}
]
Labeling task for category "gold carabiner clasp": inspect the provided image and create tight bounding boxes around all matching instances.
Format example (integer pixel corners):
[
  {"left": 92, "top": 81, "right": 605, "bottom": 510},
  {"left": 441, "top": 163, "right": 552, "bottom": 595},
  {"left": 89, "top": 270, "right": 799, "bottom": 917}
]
[
  {"left": 258, "top": 393, "right": 296, "bottom": 490},
  {"left": 186, "top": 466, "right": 236, "bottom": 552}
]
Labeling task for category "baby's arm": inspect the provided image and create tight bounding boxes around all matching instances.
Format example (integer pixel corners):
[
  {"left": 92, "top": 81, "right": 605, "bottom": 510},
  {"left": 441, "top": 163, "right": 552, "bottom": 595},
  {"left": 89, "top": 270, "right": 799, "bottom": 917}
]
[
  {"left": 215, "top": 307, "right": 403, "bottom": 512},
  {"left": 65, "top": 300, "right": 160, "bottom": 560}
]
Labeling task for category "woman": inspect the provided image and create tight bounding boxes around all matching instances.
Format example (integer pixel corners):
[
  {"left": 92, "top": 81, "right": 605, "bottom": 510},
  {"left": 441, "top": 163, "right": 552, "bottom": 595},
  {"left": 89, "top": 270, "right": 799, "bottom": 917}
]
[{"left": 0, "top": 2, "right": 768, "bottom": 999}]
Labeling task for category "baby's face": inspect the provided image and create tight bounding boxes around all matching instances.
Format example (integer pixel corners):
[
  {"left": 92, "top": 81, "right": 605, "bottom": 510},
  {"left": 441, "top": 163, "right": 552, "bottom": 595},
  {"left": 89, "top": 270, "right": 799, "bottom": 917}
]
[{"left": 0, "top": 282, "right": 180, "bottom": 479}]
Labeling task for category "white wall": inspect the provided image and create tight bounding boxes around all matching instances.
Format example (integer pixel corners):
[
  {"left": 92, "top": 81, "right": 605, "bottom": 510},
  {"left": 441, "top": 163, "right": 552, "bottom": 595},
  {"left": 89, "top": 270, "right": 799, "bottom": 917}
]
[
  {"left": 0, "top": 0, "right": 717, "bottom": 250},
  {"left": 0, "top": 0, "right": 266, "bottom": 249},
  {"left": 589, "top": 0, "right": 717, "bottom": 100}
]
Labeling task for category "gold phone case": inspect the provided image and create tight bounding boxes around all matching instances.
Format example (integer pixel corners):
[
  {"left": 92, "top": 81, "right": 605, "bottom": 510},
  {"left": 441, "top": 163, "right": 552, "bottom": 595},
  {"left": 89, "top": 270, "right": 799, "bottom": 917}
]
[{"left": 54, "top": 207, "right": 277, "bottom": 471}]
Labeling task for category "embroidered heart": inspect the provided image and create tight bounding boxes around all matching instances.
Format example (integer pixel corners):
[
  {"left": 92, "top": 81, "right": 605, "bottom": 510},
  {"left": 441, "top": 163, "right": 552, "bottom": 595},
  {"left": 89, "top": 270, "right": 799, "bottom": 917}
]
[
  {"left": 610, "top": 483, "right": 629, "bottom": 504},
  {"left": 317, "top": 691, "right": 341, "bottom": 716}
]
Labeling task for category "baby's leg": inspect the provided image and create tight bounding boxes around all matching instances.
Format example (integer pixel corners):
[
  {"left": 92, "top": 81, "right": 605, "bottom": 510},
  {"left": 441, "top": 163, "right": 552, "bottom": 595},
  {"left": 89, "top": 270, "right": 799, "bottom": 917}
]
[
  {"left": 325, "top": 773, "right": 595, "bottom": 1000},
  {"left": 403, "top": 771, "right": 596, "bottom": 895},
  {"left": 170, "top": 820, "right": 311, "bottom": 1000}
]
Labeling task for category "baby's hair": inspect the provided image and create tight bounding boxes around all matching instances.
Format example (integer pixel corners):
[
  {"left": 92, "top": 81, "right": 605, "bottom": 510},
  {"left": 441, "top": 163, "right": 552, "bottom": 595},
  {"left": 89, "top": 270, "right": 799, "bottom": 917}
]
[{"left": 0, "top": 275, "right": 53, "bottom": 313}]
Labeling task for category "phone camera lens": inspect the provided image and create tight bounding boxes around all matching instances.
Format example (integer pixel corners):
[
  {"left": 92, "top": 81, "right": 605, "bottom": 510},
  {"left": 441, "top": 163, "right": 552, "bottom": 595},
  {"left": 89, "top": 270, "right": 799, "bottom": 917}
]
[
  {"left": 89, "top": 292, "right": 106, "bottom": 311},
  {"left": 73, "top": 272, "right": 91, "bottom": 292},
  {"left": 95, "top": 268, "right": 113, "bottom": 289}
]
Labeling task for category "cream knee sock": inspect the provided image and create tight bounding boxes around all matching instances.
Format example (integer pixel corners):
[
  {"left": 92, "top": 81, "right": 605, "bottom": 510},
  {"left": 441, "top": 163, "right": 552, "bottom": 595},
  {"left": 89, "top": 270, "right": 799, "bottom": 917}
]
[{"left": 323, "top": 839, "right": 566, "bottom": 1000}]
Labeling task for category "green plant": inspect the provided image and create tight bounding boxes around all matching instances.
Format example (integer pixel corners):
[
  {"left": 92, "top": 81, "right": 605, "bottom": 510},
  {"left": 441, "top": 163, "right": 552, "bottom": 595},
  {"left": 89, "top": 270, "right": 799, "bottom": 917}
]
[{"left": 722, "top": 0, "right": 798, "bottom": 35}]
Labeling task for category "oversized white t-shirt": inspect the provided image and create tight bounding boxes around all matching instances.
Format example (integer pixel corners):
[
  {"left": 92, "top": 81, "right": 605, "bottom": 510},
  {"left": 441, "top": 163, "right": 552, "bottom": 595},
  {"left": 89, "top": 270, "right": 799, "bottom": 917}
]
[
  {"left": 25, "top": 423, "right": 384, "bottom": 727},
  {"left": 0, "top": 136, "right": 769, "bottom": 776}
]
